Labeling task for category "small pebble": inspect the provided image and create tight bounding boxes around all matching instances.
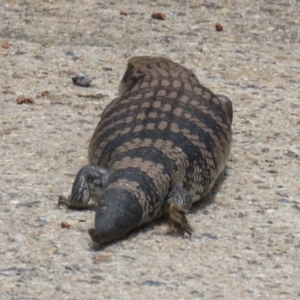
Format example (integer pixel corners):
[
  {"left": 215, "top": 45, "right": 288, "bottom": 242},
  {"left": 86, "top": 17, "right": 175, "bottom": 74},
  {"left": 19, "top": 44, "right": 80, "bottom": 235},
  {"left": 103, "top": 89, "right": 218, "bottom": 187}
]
[
  {"left": 65, "top": 50, "right": 75, "bottom": 56},
  {"left": 61, "top": 221, "right": 71, "bottom": 229},
  {"left": 215, "top": 23, "right": 223, "bottom": 31},
  {"left": 2, "top": 41, "right": 9, "bottom": 49},
  {"left": 72, "top": 74, "right": 92, "bottom": 87},
  {"left": 151, "top": 12, "right": 166, "bottom": 20},
  {"left": 16, "top": 95, "right": 34, "bottom": 104},
  {"left": 15, "top": 51, "right": 26, "bottom": 55}
]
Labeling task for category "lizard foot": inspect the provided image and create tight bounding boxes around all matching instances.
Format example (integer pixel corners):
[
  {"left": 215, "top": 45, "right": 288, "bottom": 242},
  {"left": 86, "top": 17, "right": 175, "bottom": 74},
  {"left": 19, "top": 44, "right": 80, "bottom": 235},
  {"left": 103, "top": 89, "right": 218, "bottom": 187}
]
[
  {"left": 58, "top": 195, "right": 72, "bottom": 208},
  {"left": 58, "top": 195, "right": 97, "bottom": 209},
  {"left": 168, "top": 203, "right": 194, "bottom": 237}
]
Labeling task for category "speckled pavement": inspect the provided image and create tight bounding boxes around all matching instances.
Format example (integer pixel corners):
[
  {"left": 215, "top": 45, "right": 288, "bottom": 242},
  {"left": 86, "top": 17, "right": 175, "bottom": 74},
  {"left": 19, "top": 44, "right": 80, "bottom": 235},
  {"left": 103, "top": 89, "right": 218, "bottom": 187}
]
[{"left": 1, "top": 1, "right": 300, "bottom": 299}]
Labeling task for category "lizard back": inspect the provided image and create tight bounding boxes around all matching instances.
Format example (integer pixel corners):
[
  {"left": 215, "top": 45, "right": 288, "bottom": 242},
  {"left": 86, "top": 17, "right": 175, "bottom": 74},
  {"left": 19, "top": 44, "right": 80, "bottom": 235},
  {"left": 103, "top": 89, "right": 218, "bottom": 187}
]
[{"left": 88, "top": 56, "right": 232, "bottom": 224}]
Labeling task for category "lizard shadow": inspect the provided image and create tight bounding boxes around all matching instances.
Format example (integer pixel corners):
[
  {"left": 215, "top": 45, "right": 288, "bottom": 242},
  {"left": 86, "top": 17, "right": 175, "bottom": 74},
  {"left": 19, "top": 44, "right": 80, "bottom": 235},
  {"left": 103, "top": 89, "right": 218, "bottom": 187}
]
[
  {"left": 190, "top": 165, "right": 230, "bottom": 213},
  {"left": 89, "top": 166, "right": 231, "bottom": 251}
]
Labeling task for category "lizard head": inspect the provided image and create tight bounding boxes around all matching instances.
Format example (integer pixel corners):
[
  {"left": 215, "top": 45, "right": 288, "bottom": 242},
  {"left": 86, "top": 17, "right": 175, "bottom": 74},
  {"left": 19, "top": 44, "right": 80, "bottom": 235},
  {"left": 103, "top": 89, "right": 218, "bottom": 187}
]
[{"left": 118, "top": 56, "right": 190, "bottom": 97}]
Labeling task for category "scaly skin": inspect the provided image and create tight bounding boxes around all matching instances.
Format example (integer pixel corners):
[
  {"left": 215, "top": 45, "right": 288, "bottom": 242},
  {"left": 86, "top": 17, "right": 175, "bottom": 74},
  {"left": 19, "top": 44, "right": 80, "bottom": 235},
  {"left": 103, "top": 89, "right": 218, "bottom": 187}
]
[{"left": 59, "top": 56, "right": 233, "bottom": 244}]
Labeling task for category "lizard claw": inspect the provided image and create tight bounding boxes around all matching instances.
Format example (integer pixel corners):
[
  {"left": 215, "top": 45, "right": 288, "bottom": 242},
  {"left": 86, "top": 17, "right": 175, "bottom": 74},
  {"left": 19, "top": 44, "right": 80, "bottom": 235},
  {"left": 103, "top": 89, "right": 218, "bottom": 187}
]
[
  {"left": 58, "top": 195, "right": 72, "bottom": 208},
  {"left": 168, "top": 203, "right": 194, "bottom": 237}
]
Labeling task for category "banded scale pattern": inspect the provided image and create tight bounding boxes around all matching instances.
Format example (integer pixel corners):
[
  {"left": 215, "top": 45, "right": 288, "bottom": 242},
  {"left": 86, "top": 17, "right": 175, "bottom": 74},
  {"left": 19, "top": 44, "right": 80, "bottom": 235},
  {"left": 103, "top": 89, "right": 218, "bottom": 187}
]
[{"left": 59, "top": 56, "right": 233, "bottom": 244}]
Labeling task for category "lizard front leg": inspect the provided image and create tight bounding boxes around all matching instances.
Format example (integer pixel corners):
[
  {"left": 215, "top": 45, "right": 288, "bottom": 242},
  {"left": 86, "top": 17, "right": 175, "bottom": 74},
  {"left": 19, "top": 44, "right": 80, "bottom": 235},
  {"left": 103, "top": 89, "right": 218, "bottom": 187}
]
[{"left": 58, "top": 165, "right": 109, "bottom": 208}]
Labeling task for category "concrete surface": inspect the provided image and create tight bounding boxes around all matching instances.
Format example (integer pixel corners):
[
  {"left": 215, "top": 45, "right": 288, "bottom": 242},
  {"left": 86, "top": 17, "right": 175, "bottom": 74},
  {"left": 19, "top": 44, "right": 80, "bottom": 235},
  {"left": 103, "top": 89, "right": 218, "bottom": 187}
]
[{"left": 0, "top": 0, "right": 300, "bottom": 299}]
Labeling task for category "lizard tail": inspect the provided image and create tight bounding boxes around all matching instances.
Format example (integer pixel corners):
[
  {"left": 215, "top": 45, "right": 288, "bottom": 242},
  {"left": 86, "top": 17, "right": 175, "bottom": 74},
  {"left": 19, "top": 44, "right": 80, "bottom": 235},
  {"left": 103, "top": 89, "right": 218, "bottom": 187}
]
[{"left": 88, "top": 188, "right": 143, "bottom": 244}]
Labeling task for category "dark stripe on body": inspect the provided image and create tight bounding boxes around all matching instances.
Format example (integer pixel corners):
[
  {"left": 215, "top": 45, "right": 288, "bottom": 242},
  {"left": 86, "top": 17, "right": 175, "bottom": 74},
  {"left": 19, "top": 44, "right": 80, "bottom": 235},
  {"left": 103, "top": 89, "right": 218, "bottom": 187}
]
[
  {"left": 97, "top": 129, "right": 212, "bottom": 192},
  {"left": 95, "top": 90, "right": 230, "bottom": 145},
  {"left": 107, "top": 167, "right": 162, "bottom": 219},
  {"left": 111, "top": 147, "right": 177, "bottom": 178},
  {"left": 93, "top": 108, "right": 223, "bottom": 162},
  {"left": 174, "top": 85, "right": 231, "bottom": 133}
]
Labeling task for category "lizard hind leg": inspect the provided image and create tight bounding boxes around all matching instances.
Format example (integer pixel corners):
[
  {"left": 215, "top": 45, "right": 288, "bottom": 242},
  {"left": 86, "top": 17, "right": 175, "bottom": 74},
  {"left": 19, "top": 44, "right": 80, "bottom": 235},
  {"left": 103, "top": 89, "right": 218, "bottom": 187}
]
[{"left": 165, "top": 185, "right": 194, "bottom": 237}]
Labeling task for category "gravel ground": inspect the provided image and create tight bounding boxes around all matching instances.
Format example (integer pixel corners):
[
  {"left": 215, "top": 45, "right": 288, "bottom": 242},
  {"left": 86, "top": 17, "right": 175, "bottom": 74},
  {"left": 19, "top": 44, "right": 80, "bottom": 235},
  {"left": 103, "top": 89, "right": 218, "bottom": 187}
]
[{"left": 1, "top": 0, "right": 300, "bottom": 299}]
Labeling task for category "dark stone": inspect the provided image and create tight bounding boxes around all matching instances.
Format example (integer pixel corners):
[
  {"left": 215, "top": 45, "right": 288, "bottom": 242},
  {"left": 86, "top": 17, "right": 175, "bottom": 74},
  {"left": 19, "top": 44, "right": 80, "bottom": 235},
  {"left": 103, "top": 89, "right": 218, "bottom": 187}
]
[
  {"left": 278, "top": 198, "right": 299, "bottom": 205},
  {"left": 140, "top": 280, "right": 165, "bottom": 286},
  {"left": 65, "top": 50, "right": 74, "bottom": 56},
  {"left": 191, "top": 290, "right": 204, "bottom": 297},
  {"left": 122, "top": 255, "right": 135, "bottom": 261},
  {"left": 16, "top": 201, "right": 40, "bottom": 208},
  {"left": 37, "top": 218, "right": 48, "bottom": 227},
  {"left": 15, "top": 51, "right": 26, "bottom": 55},
  {"left": 202, "top": 233, "right": 218, "bottom": 240},
  {"left": 284, "top": 150, "right": 299, "bottom": 159},
  {"left": 33, "top": 55, "right": 45, "bottom": 61}
]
